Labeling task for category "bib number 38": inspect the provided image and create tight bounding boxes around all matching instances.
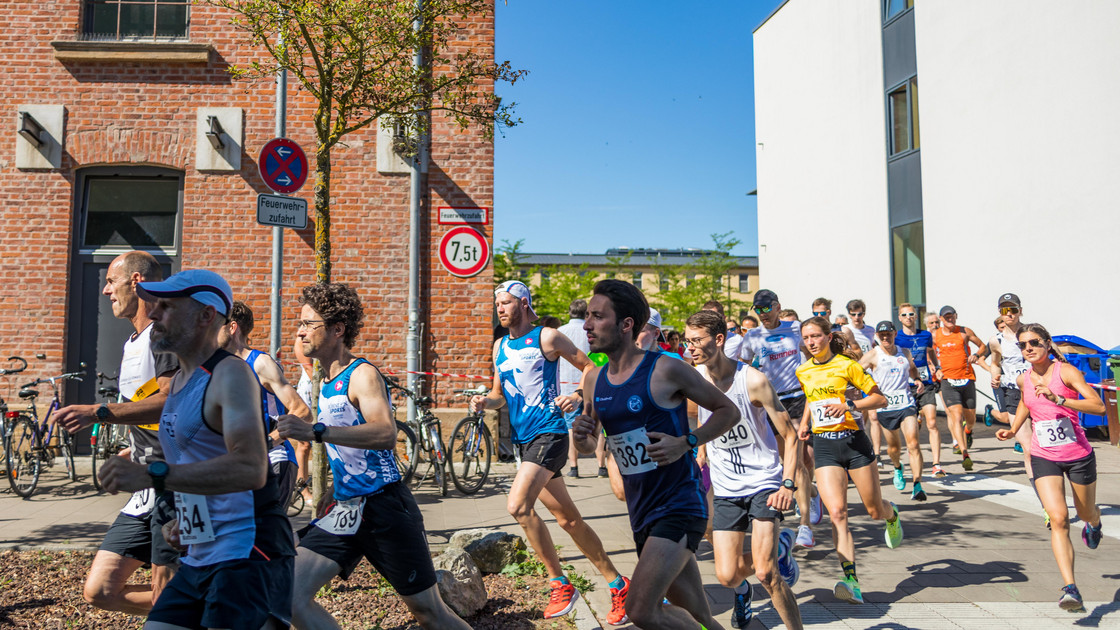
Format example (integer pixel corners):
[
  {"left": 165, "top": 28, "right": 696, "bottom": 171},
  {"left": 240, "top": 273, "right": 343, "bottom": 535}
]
[
  {"left": 607, "top": 428, "right": 657, "bottom": 475},
  {"left": 1035, "top": 417, "right": 1077, "bottom": 448},
  {"left": 175, "top": 492, "right": 216, "bottom": 545}
]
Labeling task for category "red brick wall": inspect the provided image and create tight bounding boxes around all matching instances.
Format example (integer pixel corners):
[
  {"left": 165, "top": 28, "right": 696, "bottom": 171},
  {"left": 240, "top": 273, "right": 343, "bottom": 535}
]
[{"left": 0, "top": 2, "right": 496, "bottom": 403}]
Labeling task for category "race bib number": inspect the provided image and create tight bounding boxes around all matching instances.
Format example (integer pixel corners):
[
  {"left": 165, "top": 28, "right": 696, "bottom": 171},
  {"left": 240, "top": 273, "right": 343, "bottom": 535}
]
[
  {"left": 810, "top": 398, "right": 845, "bottom": 429},
  {"left": 916, "top": 366, "right": 930, "bottom": 382},
  {"left": 314, "top": 497, "right": 365, "bottom": 535},
  {"left": 1035, "top": 418, "right": 1077, "bottom": 448},
  {"left": 712, "top": 420, "right": 754, "bottom": 450},
  {"left": 948, "top": 378, "right": 970, "bottom": 387},
  {"left": 607, "top": 427, "right": 657, "bottom": 475},
  {"left": 133, "top": 377, "right": 162, "bottom": 431},
  {"left": 175, "top": 492, "right": 216, "bottom": 545},
  {"left": 884, "top": 391, "right": 911, "bottom": 412},
  {"left": 121, "top": 488, "right": 155, "bottom": 517}
]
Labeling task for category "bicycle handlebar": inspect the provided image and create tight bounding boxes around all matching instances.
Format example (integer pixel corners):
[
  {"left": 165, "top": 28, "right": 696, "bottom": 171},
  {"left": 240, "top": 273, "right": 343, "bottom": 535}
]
[
  {"left": 0, "top": 356, "right": 28, "bottom": 376},
  {"left": 21, "top": 371, "right": 85, "bottom": 389}
]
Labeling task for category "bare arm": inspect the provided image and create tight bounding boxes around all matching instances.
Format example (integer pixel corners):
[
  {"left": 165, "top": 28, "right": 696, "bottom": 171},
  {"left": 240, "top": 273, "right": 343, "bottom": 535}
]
[
  {"left": 253, "top": 354, "right": 313, "bottom": 422},
  {"left": 469, "top": 340, "right": 508, "bottom": 412},
  {"left": 747, "top": 369, "right": 800, "bottom": 485},
  {"left": 857, "top": 348, "right": 878, "bottom": 371},
  {"left": 965, "top": 327, "right": 988, "bottom": 364},
  {"left": 987, "top": 337, "right": 1004, "bottom": 387},
  {"left": 51, "top": 372, "right": 176, "bottom": 432},
  {"left": 279, "top": 363, "right": 396, "bottom": 450},
  {"left": 842, "top": 328, "right": 863, "bottom": 359},
  {"left": 646, "top": 358, "right": 740, "bottom": 464},
  {"left": 1054, "top": 363, "right": 1107, "bottom": 415},
  {"left": 998, "top": 375, "right": 1031, "bottom": 439},
  {"left": 541, "top": 327, "right": 593, "bottom": 412}
]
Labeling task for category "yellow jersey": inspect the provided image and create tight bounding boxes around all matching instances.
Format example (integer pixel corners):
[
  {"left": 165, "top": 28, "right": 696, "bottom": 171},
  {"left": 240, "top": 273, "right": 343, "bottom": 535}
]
[{"left": 795, "top": 354, "right": 878, "bottom": 433}]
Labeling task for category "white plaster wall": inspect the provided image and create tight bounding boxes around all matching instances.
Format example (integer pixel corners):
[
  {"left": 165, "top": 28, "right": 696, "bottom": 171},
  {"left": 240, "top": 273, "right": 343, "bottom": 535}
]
[{"left": 753, "top": 0, "right": 894, "bottom": 322}]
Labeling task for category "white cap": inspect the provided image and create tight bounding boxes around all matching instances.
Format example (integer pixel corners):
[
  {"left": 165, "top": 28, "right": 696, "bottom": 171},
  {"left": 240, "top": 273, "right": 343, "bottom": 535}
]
[
  {"left": 495, "top": 280, "right": 538, "bottom": 318},
  {"left": 648, "top": 308, "right": 663, "bottom": 330}
]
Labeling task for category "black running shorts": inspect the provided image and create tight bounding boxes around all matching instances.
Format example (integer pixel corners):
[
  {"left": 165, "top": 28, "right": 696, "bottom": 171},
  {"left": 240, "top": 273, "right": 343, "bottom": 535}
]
[
  {"left": 147, "top": 555, "right": 293, "bottom": 629},
  {"left": 517, "top": 431, "right": 568, "bottom": 479},
  {"left": 98, "top": 491, "right": 179, "bottom": 567},
  {"left": 995, "top": 386, "right": 1022, "bottom": 415},
  {"left": 1031, "top": 452, "right": 1097, "bottom": 485},
  {"left": 633, "top": 512, "right": 708, "bottom": 556},
  {"left": 878, "top": 407, "right": 917, "bottom": 432},
  {"left": 941, "top": 380, "right": 977, "bottom": 410},
  {"left": 713, "top": 489, "right": 783, "bottom": 532},
  {"left": 812, "top": 430, "right": 875, "bottom": 470},
  {"left": 916, "top": 381, "right": 939, "bottom": 408}
]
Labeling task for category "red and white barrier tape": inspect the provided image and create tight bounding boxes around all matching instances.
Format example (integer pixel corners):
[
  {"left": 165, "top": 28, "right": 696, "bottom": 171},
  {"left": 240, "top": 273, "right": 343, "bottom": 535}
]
[{"left": 1089, "top": 382, "right": 1120, "bottom": 393}]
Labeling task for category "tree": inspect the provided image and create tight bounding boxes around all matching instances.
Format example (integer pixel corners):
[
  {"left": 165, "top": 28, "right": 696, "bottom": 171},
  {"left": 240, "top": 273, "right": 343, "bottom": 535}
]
[
  {"left": 528, "top": 264, "right": 598, "bottom": 322},
  {"left": 493, "top": 238, "right": 526, "bottom": 284},
  {"left": 208, "top": 0, "right": 525, "bottom": 282},
  {"left": 648, "top": 232, "right": 746, "bottom": 330}
]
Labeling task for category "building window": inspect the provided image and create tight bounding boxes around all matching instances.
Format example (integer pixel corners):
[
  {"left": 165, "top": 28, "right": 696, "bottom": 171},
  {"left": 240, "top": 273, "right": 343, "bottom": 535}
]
[
  {"left": 632, "top": 273, "right": 643, "bottom": 290},
  {"left": 884, "top": 0, "right": 914, "bottom": 21},
  {"left": 81, "top": 171, "right": 182, "bottom": 251},
  {"left": 891, "top": 221, "right": 925, "bottom": 307},
  {"left": 658, "top": 275, "right": 669, "bottom": 292},
  {"left": 738, "top": 274, "right": 751, "bottom": 293},
  {"left": 83, "top": 0, "right": 190, "bottom": 41},
  {"left": 889, "top": 77, "right": 920, "bottom": 155}
]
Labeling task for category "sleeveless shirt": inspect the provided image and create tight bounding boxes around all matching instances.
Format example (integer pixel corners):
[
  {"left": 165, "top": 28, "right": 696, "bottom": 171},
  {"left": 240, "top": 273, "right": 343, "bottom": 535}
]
[
  {"left": 871, "top": 349, "right": 915, "bottom": 412},
  {"left": 997, "top": 330, "right": 1029, "bottom": 389},
  {"left": 245, "top": 349, "right": 297, "bottom": 465},
  {"left": 496, "top": 326, "right": 566, "bottom": 443},
  {"left": 696, "top": 363, "right": 782, "bottom": 497},
  {"left": 933, "top": 327, "right": 974, "bottom": 380},
  {"left": 1022, "top": 365, "right": 1092, "bottom": 462}
]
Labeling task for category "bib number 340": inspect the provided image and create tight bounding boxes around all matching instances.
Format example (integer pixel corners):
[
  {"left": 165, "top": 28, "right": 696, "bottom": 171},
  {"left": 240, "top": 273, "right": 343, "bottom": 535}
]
[
  {"left": 175, "top": 492, "right": 215, "bottom": 545},
  {"left": 607, "top": 428, "right": 657, "bottom": 475}
]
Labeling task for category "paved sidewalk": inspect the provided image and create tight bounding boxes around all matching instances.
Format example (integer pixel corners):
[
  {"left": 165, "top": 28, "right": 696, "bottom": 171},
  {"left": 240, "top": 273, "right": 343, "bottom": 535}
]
[{"left": 4, "top": 421, "right": 1120, "bottom": 628}]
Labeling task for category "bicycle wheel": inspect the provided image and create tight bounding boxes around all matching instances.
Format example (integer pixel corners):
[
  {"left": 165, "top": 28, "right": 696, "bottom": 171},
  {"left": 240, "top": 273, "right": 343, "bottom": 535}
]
[
  {"left": 395, "top": 421, "right": 418, "bottom": 485},
  {"left": 90, "top": 423, "right": 108, "bottom": 491},
  {"left": 287, "top": 488, "right": 305, "bottom": 517},
  {"left": 429, "top": 424, "right": 447, "bottom": 497},
  {"left": 5, "top": 417, "right": 41, "bottom": 498},
  {"left": 59, "top": 429, "right": 76, "bottom": 481},
  {"left": 450, "top": 417, "right": 492, "bottom": 495}
]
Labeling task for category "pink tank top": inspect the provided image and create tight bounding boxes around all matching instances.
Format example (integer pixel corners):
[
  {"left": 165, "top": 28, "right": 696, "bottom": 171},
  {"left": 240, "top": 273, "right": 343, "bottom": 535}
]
[{"left": 1022, "top": 363, "right": 1092, "bottom": 462}]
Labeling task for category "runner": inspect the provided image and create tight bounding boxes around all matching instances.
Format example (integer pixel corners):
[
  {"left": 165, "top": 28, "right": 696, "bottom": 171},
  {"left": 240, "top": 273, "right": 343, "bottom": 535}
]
[
  {"left": 995, "top": 323, "right": 1105, "bottom": 613},
  {"left": 795, "top": 316, "right": 903, "bottom": 605},
  {"left": 687, "top": 310, "right": 803, "bottom": 630},
  {"left": 844, "top": 299, "right": 882, "bottom": 465},
  {"left": 778, "top": 309, "right": 799, "bottom": 323},
  {"left": 859, "top": 321, "right": 927, "bottom": 501},
  {"left": 99, "top": 269, "right": 295, "bottom": 629},
  {"left": 281, "top": 283, "right": 469, "bottom": 630},
  {"left": 469, "top": 280, "right": 630, "bottom": 624},
  {"left": 571, "top": 279, "right": 740, "bottom": 630},
  {"left": 51, "top": 251, "right": 180, "bottom": 615},
  {"left": 932, "top": 306, "right": 988, "bottom": 472},
  {"left": 219, "top": 300, "right": 312, "bottom": 506},
  {"left": 811, "top": 297, "right": 860, "bottom": 351},
  {"left": 738, "top": 289, "right": 821, "bottom": 549},
  {"left": 291, "top": 334, "right": 316, "bottom": 503},
  {"left": 703, "top": 300, "right": 742, "bottom": 361},
  {"left": 894, "top": 303, "right": 946, "bottom": 478}
]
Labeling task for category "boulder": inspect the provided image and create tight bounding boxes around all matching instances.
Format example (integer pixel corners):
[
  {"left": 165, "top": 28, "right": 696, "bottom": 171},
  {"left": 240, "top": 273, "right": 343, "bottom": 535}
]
[
  {"left": 433, "top": 548, "right": 487, "bottom": 618},
  {"left": 447, "top": 528, "right": 527, "bottom": 574}
]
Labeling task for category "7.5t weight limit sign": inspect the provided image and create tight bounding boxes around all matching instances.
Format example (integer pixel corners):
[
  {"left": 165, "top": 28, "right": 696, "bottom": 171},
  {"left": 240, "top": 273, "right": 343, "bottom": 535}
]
[{"left": 438, "top": 227, "right": 490, "bottom": 278}]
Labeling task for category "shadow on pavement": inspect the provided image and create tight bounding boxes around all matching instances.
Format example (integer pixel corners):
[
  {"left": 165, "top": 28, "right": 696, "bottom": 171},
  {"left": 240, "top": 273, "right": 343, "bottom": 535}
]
[{"left": 5, "top": 521, "right": 108, "bottom": 547}]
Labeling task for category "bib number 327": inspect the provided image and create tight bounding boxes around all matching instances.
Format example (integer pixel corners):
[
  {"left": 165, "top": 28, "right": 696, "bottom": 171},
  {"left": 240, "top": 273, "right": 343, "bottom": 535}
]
[
  {"left": 175, "top": 492, "right": 215, "bottom": 545},
  {"left": 607, "top": 428, "right": 657, "bottom": 475}
]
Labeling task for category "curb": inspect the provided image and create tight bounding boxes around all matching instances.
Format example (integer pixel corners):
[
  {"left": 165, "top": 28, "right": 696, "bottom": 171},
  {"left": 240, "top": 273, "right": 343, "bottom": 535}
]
[
  {"left": 570, "top": 591, "right": 603, "bottom": 630},
  {"left": 0, "top": 543, "right": 100, "bottom": 552}
]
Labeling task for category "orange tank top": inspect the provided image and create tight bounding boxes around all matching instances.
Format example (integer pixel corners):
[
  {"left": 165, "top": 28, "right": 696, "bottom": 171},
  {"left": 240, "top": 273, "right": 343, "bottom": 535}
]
[{"left": 933, "top": 327, "right": 973, "bottom": 380}]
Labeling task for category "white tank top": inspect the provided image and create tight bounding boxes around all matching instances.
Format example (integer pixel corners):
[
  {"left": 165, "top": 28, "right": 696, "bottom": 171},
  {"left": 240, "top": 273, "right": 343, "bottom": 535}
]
[
  {"left": 697, "top": 364, "right": 782, "bottom": 497},
  {"left": 871, "top": 349, "right": 914, "bottom": 412},
  {"left": 998, "top": 330, "right": 1029, "bottom": 389},
  {"left": 846, "top": 324, "right": 876, "bottom": 355}
]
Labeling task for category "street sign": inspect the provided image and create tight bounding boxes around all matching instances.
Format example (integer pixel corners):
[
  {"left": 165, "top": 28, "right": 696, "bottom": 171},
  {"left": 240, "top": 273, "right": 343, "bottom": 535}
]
[
  {"left": 257, "top": 193, "right": 308, "bottom": 229},
  {"left": 258, "top": 137, "right": 308, "bottom": 194},
  {"left": 438, "top": 227, "right": 490, "bottom": 278},
  {"left": 438, "top": 206, "right": 489, "bottom": 225}
]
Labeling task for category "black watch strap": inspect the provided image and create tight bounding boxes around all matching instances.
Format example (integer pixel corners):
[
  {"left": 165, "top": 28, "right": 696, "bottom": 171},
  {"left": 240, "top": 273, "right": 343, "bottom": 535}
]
[{"left": 313, "top": 422, "right": 326, "bottom": 443}]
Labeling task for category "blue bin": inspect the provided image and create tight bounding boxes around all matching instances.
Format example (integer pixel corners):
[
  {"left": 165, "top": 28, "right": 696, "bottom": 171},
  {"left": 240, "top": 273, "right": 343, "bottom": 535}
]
[{"left": 1053, "top": 335, "right": 1112, "bottom": 428}]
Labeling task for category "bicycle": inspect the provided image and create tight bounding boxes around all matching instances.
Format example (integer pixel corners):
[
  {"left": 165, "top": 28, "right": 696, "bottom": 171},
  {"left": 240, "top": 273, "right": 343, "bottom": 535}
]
[
  {"left": 5, "top": 364, "right": 86, "bottom": 498},
  {"left": 448, "top": 386, "right": 493, "bottom": 495},
  {"left": 0, "top": 356, "right": 30, "bottom": 475},
  {"left": 90, "top": 372, "right": 126, "bottom": 493},
  {"left": 387, "top": 376, "right": 447, "bottom": 496}
]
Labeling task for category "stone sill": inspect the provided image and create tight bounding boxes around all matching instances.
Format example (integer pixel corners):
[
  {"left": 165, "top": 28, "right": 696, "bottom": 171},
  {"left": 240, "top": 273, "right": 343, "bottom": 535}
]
[{"left": 51, "top": 41, "right": 212, "bottom": 63}]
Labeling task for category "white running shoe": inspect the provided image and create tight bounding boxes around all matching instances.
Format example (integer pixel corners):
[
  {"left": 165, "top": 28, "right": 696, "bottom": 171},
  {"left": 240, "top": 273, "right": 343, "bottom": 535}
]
[
  {"left": 795, "top": 524, "right": 815, "bottom": 549},
  {"left": 810, "top": 489, "right": 822, "bottom": 525}
]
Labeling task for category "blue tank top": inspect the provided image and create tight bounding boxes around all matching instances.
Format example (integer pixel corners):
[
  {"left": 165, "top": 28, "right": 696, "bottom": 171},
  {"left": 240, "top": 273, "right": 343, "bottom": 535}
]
[
  {"left": 158, "top": 350, "right": 294, "bottom": 566},
  {"left": 318, "top": 358, "right": 401, "bottom": 501},
  {"left": 245, "top": 349, "right": 297, "bottom": 465},
  {"left": 496, "top": 327, "right": 566, "bottom": 443},
  {"left": 593, "top": 351, "right": 707, "bottom": 532},
  {"left": 895, "top": 329, "right": 934, "bottom": 383}
]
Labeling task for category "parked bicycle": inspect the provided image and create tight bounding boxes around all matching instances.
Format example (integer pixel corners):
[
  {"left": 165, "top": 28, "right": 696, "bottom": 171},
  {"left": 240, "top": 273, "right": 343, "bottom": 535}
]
[
  {"left": 447, "top": 386, "right": 493, "bottom": 495},
  {"left": 90, "top": 372, "right": 126, "bottom": 493},
  {"left": 387, "top": 376, "right": 448, "bottom": 496},
  {"left": 0, "top": 356, "right": 30, "bottom": 474},
  {"left": 5, "top": 364, "right": 86, "bottom": 498}
]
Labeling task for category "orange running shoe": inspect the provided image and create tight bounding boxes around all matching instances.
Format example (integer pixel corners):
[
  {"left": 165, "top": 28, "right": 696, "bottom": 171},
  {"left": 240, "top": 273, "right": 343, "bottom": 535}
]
[
  {"left": 544, "top": 579, "right": 580, "bottom": 618},
  {"left": 606, "top": 576, "right": 630, "bottom": 625}
]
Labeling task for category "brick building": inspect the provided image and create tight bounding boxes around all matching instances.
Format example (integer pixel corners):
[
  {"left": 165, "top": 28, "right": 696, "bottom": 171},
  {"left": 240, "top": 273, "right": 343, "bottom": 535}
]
[{"left": 0, "top": 2, "right": 497, "bottom": 417}]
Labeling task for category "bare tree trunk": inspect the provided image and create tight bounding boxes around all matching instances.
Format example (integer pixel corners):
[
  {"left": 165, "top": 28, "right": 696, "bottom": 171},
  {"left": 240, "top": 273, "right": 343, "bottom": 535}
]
[{"left": 314, "top": 142, "right": 332, "bottom": 284}]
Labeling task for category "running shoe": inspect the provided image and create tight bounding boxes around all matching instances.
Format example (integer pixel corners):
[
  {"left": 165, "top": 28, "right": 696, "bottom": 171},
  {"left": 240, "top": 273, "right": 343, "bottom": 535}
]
[
  {"left": 965, "top": 429, "right": 973, "bottom": 450},
  {"left": 606, "top": 576, "right": 629, "bottom": 625},
  {"left": 730, "top": 583, "right": 753, "bottom": 628},
  {"left": 912, "top": 482, "right": 927, "bottom": 502},
  {"left": 567, "top": 467, "right": 579, "bottom": 478},
  {"left": 1013, "top": 442, "right": 1024, "bottom": 453},
  {"left": 544, "top": 580, "right": 580, "bottom": 618},
  {"left": 884, "top": 503, "right": 903, "bottom": 549},
  {"left": 893, "top": 466, "right": 906, "bottom": 491},
  {"left": 952, "top": 443, "right": 961, "bottom": 455},
  {"left": 932, "top": 464, "right": 947, "bottom": 478},
  {"left": 834, "top": 576, "right": 863, "bottom": 604},
  {"left": 962, "top": 455, "right": 973, "bottom": 472},
  {"left": 777, "top": 529, "right": 800, "bottom": 587},
  {"left": 1082, "top": 522, "right": 1103, "bottom": 550},
  {"left": 810, "top": 489, "right": 823, "bottom": 525},
  {"left": 1044, "top": 511, "right": 1051, "bottom": 530},
  {"left": 983, "top": 404, "right": 994, "bottom": 427},
  {"left": 597, "top": 466, "right": 608, "bottom": 478},
  {"left": 1058, "top": 584, "right": 1085, "bottom": 612},
  {"left": 795, "top": 524, "right": 815, "bottom": 549}
]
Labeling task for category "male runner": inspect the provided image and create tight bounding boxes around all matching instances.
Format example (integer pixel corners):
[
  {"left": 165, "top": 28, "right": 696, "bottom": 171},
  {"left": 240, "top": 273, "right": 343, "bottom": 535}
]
[
  {"left": 280, "top": 283, "right": 468, "bottom": 630},
  {"left": 99, "top": 269, "right": 295, "bottom": 629},
  {"left": 985, "top": 294, "right": 1038, "bottom": 483},
  {"left": 218, "top": 300, "right": 312, "bottom": 505},
  {"left": 811, "top": 298, "right": 860, "bottom": 353},
  {"left": 687, "top": 310, "right": 803, "bottom": 630},
  {"left": 469, "top": 280, "right": 629, "bottom": 623},
  {"left": 894, "top": 303, "right": 946, "bottom": 477},
  {"left": 933, "top": 305, "right": 988, "bottom": 472},
  {"left": 859, "top": 322, "right": 927, "bottom": 501},
  {"left": 703, "top": 300, "right": 741, "bottom": 361},
  {"left": 844, "top": 300, "right": 876, "bottom": 354},
  {"left": 737, "top": 289, "right": 820, "bottom": 549},
  {"left": 52, "top": 251, "right": 179, "bottom": 614},
  {"left": 572, "top": 279, "right": 740, "bottom": 630}
]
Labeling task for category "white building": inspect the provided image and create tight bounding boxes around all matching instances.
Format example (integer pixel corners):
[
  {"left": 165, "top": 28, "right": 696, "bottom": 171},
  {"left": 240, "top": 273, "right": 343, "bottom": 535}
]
[{"left": 753, "top": 0, "right": 1120, "bottom": 351}]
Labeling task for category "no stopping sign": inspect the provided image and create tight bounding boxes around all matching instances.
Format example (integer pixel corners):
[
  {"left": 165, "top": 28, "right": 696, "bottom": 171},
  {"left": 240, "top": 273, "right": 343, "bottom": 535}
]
[{"left": 438, "top": 227, "right": 490, "bottom": 278}]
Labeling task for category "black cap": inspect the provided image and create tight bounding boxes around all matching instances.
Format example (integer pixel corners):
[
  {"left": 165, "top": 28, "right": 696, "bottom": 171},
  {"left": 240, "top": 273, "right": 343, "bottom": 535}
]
[
  {"left": 998, "top": 293, "right": 1021, "bottom": 307},
  {"left": 939, "top": 305, "right": 957, "bottom": 317},
  {"left": 876, "top": 320, "right": 895, "bottom": 333},
  {"left": 753, "top": 289, "right": 778, "bottom": 308}
]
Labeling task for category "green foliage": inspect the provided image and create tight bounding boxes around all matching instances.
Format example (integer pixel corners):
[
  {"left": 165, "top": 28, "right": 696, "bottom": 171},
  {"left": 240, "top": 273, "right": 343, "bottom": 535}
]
[
  {"left": 493, "top": 238, "right": 526, "bottom": 284},
  {"left": 529, "top": 264, "right": 598, "bottom": 321},
  {"left": 649, "top": 232, "right": 746, "bottom": 330},
  {"left": 501, "top": 549, "right": 547, "bottom": 577}
]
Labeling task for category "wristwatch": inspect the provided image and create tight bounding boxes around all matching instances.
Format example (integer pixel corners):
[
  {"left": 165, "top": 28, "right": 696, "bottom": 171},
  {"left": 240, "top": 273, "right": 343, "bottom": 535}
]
[
  {"left": 1055, "top": 395, "right": 1067, "bottom": 407},
  {"left": 147, "top": 461, "right": 170, "bottom": 494},
  {"left": 313, "top": 422, "right": 327, "bottom": 443},
  {"left": 95, "top": 403, "right": 110, "bottom": 421},
  {"left": 685, "top": 432, "right": 698, "bottom": 448},
  {"left": 846, "top": 400, "right": 857, "bottom": 412},
  {"left": 782, "top": 478, "right": 797, "bottom": 491}
]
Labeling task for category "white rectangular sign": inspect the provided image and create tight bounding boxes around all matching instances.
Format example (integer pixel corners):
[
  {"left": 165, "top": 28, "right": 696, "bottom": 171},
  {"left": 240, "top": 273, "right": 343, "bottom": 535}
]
[
  {"left": 257, "top": 193, "right": 308, "bottom": 229},
  {"left": 438, "top": 206, "right": 488, "bottom": 225}
]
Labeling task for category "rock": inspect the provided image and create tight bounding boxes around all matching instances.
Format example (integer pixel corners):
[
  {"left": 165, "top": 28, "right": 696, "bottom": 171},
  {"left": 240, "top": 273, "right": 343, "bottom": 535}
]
[
  {"left": 447, "top": 528, "right": 527, "bottom": 574},
  {"left": 433, "top": 548, "right": 487, "bottom": 618}
]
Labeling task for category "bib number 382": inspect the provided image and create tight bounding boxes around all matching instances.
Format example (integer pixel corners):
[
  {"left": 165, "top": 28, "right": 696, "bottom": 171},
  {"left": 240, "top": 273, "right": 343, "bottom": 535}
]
[
  {"left": 607, "top": 428, "right": 657, "bottom": 475},
  {"left": 175, "top": 492, "right": 215, "bottom": 545},
  {"left": 315, "top": 498, "right": 365, "bottom": 536}
]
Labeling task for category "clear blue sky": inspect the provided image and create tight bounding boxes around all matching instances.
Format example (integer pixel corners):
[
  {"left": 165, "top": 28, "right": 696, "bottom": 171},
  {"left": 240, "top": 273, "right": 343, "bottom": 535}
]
[{"left": 493, "top": 1, "right": 784, "bottom": 257}]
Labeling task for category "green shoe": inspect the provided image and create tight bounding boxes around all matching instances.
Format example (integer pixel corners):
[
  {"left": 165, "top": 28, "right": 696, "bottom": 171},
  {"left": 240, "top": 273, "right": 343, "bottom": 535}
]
[
  {"left": 834, "top": 576, "right": 863, "bottom": 604},
  {"left": 884, "top": 503, "right": 904, "bottom": 549},
  {"left": 893, "top": 466, "right": 906, "bottom": 491}
]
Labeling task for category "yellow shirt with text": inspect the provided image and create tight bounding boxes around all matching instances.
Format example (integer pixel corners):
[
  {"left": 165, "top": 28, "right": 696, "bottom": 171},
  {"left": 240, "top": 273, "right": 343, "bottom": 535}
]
[{"left": 796, "top": 354, "right": 878, "bottom": 434}]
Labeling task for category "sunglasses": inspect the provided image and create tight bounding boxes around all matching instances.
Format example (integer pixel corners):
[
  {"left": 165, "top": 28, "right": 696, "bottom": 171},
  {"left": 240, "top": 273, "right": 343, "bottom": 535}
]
[
  {"left": 899, "top": 313, "right": 916, "bottom": 318},
  {"left": 1016, "top": 338, "right": 1046, "bottom": 350},
  {"left": 849, "top": 311, "right": 864, "bottom": 317},
  {"left": 812, "top": 311, "right": 828, "bottom": 317},
  {"left": 753, "top": 305, "right": 773, "bottom": 314},
  {"left": 727, "top": 327, "right": 738, "bottom": 333},
  {"left": 1000, "top": 307, "right": 1020, "bottom": 315}
]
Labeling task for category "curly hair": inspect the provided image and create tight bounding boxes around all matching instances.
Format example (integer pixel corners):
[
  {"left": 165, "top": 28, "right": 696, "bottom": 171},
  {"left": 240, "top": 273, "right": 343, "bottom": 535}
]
[
  {"left": 229, "top": 301, "right": 255, "bottom": 338},
  {"left": 300, "top": 283, "right": 364, "bottom": 348}
]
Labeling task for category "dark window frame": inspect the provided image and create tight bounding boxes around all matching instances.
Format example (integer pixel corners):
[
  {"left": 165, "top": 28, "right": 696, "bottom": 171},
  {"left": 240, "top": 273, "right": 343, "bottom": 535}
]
[
  {"left": 883, "top": 0, "right": 914, "bottom": 24},
  {"left": 82, "top": 0, "right": 191, "bottom": 41},
  {"left": 888, "top": 76, "right": 920, "bottom": 158},
  {"left": 76, "top": 166, "right": 184, "bottom": 257}
]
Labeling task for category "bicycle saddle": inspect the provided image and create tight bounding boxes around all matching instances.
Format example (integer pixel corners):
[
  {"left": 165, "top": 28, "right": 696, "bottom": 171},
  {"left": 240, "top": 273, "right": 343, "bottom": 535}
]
[
  {"left": 18, "top": 388, "right": 38, "bottom": 399},
  {"left": 417, "top": 396, "right": 434, "bottom": 406}
]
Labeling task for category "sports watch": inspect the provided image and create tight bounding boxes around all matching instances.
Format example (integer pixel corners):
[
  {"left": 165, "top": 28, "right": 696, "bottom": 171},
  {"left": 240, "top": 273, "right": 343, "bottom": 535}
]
[
  {"left": 147, "top": 461, "right": 170, "bottom": 494},
  {"left": 96, "top": 403, "right": 110, "bottom": 421},
  {"left": 313, "top": 422, "right": 327, "bottom": 443},
  {"left": 782, "top": 478, "right": 797, "bottom": 491},
  {"left": 846, "top": 400, "right": 857, "bottom": 412},
  {"left": 685, "top": 432, "right": 698, "bottom": 448}
]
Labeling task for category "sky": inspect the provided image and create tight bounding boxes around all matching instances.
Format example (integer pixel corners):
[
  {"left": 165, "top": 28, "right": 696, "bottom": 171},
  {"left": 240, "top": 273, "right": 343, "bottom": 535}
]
[{"left": 493, "top": 1, "right": 785, "bottom": 257}]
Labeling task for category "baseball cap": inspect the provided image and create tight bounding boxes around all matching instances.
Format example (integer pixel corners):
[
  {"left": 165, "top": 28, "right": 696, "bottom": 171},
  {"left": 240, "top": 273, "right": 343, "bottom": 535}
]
[
  {"left": 494, "top": 280, "right": 538, "bottom": 318},
  {"left": 876, "top": 320, "right": 895, "bottom": 333},
  {"left": 753, "top": 289, "right": 778, "bottom": 308},
  {"left": 939, "top": 305, "right": 957, "bottom": 317},
  {"left": 647, "top": 308, "right": 666, "bottom": 342},
  {"left": 998, "top": 292, "right": 1021, "bottom": 307},
  {"left": 137, "top": 269, "right": 233, "bottom": 317}
]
